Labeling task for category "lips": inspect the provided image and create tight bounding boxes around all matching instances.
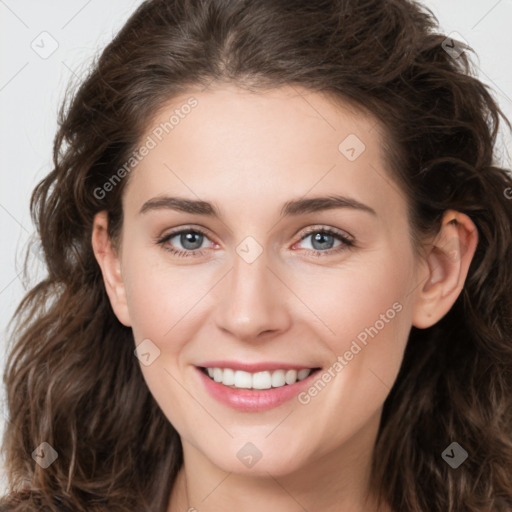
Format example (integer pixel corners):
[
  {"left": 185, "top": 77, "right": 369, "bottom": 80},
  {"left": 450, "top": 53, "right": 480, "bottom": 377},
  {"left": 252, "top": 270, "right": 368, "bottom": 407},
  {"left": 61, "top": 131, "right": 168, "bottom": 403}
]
[{"left": 194, "top": 362, "right": 322, "bottom": 412}]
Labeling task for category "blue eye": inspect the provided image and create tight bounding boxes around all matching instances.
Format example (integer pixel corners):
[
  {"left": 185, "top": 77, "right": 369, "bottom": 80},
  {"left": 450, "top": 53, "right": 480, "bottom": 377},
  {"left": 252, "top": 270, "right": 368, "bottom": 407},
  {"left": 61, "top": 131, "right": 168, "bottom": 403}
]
[
  {"left": 157, "top": 229, "right": 211, "bottom": 258},
  {"left": 295, "top": 227, "right": 354, "bottom": 255},
  {"left": 156, "top": 225, "right": 355, "bottom": 258}
]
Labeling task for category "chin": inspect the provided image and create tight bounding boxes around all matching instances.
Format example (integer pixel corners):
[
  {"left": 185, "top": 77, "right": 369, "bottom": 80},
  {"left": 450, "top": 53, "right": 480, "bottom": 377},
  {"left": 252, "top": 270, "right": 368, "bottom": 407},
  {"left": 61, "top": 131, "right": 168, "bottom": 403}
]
[{"left": 203, "top": 442, "right": 307, "bottom": 477}]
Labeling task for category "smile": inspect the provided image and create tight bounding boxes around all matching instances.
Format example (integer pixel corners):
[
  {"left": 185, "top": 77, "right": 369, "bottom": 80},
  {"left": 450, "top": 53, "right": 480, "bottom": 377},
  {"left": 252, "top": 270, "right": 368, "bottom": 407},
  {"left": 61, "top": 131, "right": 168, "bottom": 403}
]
[
  {"left": 200, "top": 367, "right": 317, "bottom": 389},
  {"left": 195, "top": 365, "right": 323, "bottom": 412}
]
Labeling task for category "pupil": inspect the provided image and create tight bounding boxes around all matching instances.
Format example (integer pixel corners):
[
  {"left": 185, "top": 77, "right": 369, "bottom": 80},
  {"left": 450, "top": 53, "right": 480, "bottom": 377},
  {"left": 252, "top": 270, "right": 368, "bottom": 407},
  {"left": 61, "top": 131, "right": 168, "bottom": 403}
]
[
  {"left": 182, "top": 232, "right": 202, "bottom": 250},
  {"left": 312, "top": 232, "right": 333, "bottom": 250}
]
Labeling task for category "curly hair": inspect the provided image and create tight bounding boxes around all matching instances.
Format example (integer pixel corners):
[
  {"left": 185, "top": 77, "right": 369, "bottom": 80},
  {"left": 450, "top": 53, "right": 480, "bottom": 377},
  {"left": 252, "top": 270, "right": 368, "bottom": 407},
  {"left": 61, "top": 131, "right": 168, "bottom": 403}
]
[{"left": 2, "top": 0, "right": 512, "bottom": 510}]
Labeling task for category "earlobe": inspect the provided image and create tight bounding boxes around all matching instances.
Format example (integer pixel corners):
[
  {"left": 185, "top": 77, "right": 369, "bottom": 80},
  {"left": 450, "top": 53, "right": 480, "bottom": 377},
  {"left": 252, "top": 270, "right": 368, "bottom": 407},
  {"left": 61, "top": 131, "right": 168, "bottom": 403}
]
[
  {"left": 412, "top": 210, "right": 478, "bottom": 329},
  {"left": 91, "top": 211, "right": 132, "bottom": 327}
]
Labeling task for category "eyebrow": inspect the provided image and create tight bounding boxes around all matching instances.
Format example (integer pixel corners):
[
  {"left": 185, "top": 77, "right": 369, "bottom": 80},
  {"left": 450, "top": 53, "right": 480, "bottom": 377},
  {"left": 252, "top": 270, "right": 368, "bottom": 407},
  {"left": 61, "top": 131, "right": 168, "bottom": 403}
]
[{"left": 139, "top": 194, "right": 377, "bottom": 218}]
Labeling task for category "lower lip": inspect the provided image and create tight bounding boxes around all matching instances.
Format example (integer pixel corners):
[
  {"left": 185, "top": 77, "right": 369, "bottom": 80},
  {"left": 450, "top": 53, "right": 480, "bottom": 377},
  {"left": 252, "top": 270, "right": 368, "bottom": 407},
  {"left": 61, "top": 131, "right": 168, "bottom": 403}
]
[{"left": 195, "top": 367, "right": 321, "bottom": 412}]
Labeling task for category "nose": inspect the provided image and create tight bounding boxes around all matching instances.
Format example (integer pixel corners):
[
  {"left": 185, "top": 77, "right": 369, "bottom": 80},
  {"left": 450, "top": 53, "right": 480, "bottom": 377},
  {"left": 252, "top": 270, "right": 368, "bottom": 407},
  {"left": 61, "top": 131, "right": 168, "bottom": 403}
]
[{"left": 213, "top": 246, "right": 291, "bottom": 343}]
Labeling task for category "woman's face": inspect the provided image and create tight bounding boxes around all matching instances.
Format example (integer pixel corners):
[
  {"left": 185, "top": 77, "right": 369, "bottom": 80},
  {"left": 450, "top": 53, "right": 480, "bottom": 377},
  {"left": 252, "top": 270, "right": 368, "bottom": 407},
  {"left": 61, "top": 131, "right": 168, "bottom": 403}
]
[{"left": 103, "top": 84, "right": 427, "bottom": 476}]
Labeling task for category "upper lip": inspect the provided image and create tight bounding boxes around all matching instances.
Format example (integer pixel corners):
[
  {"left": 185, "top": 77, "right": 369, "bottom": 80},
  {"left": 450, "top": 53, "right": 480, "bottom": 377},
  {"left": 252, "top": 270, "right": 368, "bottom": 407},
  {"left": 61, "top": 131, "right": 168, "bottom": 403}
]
[{"left": 196, "top": 361, "right": 320, "bottom": 372}]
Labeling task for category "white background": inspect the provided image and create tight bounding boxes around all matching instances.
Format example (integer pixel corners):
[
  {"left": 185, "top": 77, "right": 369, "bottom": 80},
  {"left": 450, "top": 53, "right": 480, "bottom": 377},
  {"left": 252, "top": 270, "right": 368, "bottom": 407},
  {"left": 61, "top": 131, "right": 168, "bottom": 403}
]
[{"left": 1, "top": 0, "right": 511, "bottom": 493}]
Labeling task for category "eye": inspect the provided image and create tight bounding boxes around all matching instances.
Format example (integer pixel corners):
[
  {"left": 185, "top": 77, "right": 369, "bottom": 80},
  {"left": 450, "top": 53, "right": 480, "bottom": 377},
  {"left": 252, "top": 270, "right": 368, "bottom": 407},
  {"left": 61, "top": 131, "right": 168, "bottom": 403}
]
[
  {"left": 156, "top": 227, "right": 213, "bottom": 258},
  {"left": 293, "top": 226, "right": 355, "bottom": 256},
  {"left": 156, "top": 225, "right": 355, "bottom": 258}
]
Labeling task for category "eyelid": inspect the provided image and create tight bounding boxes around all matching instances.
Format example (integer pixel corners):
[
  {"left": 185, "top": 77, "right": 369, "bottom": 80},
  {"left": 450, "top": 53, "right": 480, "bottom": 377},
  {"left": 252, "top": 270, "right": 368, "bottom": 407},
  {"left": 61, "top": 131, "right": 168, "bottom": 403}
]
[
  {"left": 157, "top": 224, "right": 353, "bottom": 242},
  {"left": 157, "top": 224, "right": 217, "bottom": 243},
  {"left": 296, "top": 224, "right": 354, "bottom": 243}
]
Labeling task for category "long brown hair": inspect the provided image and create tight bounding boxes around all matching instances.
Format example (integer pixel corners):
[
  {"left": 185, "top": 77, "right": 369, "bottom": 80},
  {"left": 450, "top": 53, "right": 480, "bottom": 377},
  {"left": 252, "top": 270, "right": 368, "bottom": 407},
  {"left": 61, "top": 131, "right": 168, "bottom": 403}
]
[{"left": 2, "top": 0, "right": 512, "bottom": 510}]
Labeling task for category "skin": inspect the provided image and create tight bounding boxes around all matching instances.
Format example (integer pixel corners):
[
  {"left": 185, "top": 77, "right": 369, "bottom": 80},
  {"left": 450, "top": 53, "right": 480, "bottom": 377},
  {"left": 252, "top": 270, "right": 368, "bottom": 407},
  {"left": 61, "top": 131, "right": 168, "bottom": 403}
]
[{"left": 92, "top": 83, "right": 478, "bottom": 512}]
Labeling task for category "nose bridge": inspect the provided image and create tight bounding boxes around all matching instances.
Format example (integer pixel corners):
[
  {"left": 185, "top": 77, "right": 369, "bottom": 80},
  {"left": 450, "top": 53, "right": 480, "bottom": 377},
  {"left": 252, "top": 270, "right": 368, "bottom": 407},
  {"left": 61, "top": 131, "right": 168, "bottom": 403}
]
[{"left": 214, "top": 237, "right": 290, "bottom": 340}]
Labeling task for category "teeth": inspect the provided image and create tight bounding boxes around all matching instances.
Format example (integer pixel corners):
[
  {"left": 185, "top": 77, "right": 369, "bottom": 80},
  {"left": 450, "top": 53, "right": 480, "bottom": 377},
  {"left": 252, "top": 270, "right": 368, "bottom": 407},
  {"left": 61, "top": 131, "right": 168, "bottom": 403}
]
[
  {"left": 221, "top": 368, "right": 235, "bottom": 386},
  {"left": 203, "top": 367, "right": 314, "bottom": 389},
  {"left": 297, "top": 368, "right": 311, "bottom": 380}
]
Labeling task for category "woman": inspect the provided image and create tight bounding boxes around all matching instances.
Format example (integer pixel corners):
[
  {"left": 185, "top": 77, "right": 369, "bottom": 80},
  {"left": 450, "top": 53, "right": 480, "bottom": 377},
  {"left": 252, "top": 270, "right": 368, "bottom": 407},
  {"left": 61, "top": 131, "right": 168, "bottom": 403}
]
[{"left": 2, "top": 0, "right": 512, "bottom": 511}]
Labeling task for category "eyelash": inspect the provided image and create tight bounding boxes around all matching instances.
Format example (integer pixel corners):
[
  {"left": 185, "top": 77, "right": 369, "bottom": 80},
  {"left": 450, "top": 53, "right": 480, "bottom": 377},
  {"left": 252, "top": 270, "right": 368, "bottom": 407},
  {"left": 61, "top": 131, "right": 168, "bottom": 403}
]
[{"left": 156, "top": 225, "right": 355, "bottom": 258}]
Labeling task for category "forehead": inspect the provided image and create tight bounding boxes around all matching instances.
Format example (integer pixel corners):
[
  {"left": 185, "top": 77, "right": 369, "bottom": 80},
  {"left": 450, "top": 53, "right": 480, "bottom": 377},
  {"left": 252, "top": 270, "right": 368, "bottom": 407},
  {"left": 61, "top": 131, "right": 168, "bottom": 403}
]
[{"left": 123, "top": 84, "right": 408, "bottom": 225}]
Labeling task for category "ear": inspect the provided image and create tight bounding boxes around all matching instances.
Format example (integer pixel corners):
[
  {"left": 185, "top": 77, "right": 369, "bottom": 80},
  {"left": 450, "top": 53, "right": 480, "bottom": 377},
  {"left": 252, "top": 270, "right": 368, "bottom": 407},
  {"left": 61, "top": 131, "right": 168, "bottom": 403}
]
[
  {"left": 91, "top": 211, "right": 131, "bottom": 327},
  {"left": 412, "top": 210, "right": 478, "bottom": 329}
]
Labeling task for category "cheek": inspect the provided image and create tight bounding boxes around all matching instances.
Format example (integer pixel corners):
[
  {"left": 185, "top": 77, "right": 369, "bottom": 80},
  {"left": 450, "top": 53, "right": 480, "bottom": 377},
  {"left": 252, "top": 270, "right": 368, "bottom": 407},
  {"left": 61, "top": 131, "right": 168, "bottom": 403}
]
[
  {"left": 290, "top": 251, "right": 414, "bottom": 370},
  {"left": 290, "top": 253, "right": 415, "bottom": 440},
  {"left": 121, "top": 240, "right": 207, "bottom": 342},
  {"left": 121, "top": 245, "right": 205, "bottom": 430}
]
